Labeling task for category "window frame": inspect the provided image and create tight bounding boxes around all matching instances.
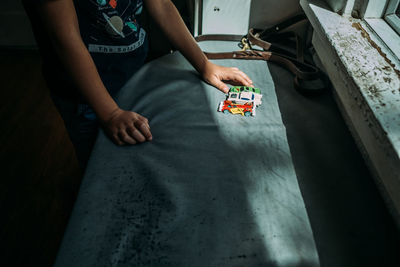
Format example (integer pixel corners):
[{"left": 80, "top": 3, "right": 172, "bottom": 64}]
[
  {"left": 356, "top": 0, "right": 400, "bottom": 60},
  {"left": 385, "top": 0, "right": 400, "bottom": 35}
]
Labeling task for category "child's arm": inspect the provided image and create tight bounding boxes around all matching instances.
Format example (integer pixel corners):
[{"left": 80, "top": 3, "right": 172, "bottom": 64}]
[
  {"left": 144, "top": 0, "right": 253, "bottom": 93},
  {"left": 39, "top": 0, "right": 152, "bottom": 145}
]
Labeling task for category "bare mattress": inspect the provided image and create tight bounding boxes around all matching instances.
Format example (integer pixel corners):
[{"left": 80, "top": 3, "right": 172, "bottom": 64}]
[{"left": 54, "top": 41, "right": 320, "bottom": 267}]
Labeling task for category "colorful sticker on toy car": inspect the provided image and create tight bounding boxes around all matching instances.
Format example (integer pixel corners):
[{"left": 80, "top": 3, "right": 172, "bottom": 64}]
[{"left": 218, "top": 86, "right": 262, "bottom": 117}]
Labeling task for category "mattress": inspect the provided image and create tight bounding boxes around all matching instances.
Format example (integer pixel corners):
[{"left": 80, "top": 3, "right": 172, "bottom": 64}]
[{"left": 54, "top": 41, "right": 320, "bottom": 267}]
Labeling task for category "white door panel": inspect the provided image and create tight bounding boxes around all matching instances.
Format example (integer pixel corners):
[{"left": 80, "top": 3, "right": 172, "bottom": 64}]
[{"left": 202, "top": 0, "right": 252, "bottom": 35}]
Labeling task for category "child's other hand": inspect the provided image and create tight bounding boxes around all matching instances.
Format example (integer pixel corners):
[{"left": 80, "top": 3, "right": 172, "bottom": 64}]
[
  {"left": 201, "top": 61, "right": 253, "bottom": 93},
  {"left": 102, "top": 108, "right": 152, "bottom": 146}
]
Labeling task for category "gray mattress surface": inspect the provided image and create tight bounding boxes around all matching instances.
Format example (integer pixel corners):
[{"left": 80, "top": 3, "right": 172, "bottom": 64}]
[{"left": 55, "top": 41, "right": 320, "bottom": 267}]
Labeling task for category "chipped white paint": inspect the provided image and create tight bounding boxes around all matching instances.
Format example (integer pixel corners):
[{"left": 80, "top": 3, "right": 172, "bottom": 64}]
[
  {"left": 301, "top": 0, "right": 400, "bottom": 225},
  {"left": 309, "top": 3, "right": 400, "bottom": 158}
]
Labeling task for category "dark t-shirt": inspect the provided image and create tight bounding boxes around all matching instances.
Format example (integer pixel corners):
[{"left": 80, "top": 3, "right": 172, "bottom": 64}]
[
  {"left": 26, "top": 0, "right": 148, "bottom": 100},
  {"left": 76, "top": 0, "right": 146, "bottom": 51},
  {"left": 75, "top": 0, "right": 148, "bottom": 97}
]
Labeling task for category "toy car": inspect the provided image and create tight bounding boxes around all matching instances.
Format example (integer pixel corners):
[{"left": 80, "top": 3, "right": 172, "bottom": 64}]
[
  {"left": 229, "top": 86, "right": 261, "bottom": 94},
  {"left": 227, "top": 86, "right": 262, "bottom": 106},
  {"left": 218, "top": 100, "right": 256, "bottom": 117}
]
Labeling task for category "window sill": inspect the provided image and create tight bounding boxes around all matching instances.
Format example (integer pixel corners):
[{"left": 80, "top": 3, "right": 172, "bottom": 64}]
[{"left": 300, "top": 0, "right": 400, "bottom": 224}]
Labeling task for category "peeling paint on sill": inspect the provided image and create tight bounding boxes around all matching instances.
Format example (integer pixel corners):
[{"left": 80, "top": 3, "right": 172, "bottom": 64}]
[
  {"left": 327, "top": 18, "right": 400, "bottom": 106},
  {"left": 302, "top": 0, "right": 400, "bottom": 228},
  {"left": 332, "top": 22, "right": 400, "bottom": 103},
  {"left": 306, "top": 3, "right": 400, "bottom": 154},
  {"left": 352, "top": 22, "right": 400, "bottom": 80}
]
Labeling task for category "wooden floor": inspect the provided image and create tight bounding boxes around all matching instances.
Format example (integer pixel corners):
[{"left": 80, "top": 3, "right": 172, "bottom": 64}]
[{"left": 0, "top": 49, "right": 82, "bottom": 267}]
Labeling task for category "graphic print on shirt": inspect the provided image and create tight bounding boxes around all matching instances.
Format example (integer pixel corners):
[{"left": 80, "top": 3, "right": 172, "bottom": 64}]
[
  {"left": 97, "top": 0, "right": 108, "bottom": 5},
  {"left": 77, "top": 0, "right": 146, "bottom": 53}
]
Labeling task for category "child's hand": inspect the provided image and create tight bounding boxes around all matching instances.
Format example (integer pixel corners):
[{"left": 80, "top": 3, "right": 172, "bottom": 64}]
[
  {"left": 201, "top": 61, "right": 253, "bottom": 93},
  {"left": 102, "top": 108, "right": 152, "bottom": 146}
]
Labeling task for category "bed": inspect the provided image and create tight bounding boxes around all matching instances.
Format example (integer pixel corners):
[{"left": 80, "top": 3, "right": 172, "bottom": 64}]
[{"left": 54, "top": 40, "right": 320, "bottom": 267}]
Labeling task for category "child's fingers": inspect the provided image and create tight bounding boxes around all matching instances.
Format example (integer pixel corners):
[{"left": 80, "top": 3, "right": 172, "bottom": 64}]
[
  {"left": 118, "top": 131, "right": 137, "bottom": 145},
  {"left": 134, "top": 118, "right": 152, "bottom": 141},
  {"left": 225, "top": 71, "right": 251, "bottom": 87},
  {"left": 140, "top": 124, "right": 152, "bottom": 140},
  {"left": 112, "top": 133, "right": 124, "bottom": 146},
  {"left": 212, "top": 78, "right": 229, "bottom": 93},
  {"left": 127, "top": 125, "right": 146, "bottom": 143},
  {"left": 234, "top": 70, "right": 253, "bottom": 85},
  {"left": 230, "top": 70, "right": 252, "bottom": 86},
  {"left": 138, "top": 115, "right": 150, "bottom": 127},
  {"left": 105, "top": 110, "right": 153, "bottom": 145}
]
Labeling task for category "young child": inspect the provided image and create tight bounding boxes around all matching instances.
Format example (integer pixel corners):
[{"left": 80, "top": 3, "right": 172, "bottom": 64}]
[{"left": 26, "top": 0, "right": 253, "bottom": 168}]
